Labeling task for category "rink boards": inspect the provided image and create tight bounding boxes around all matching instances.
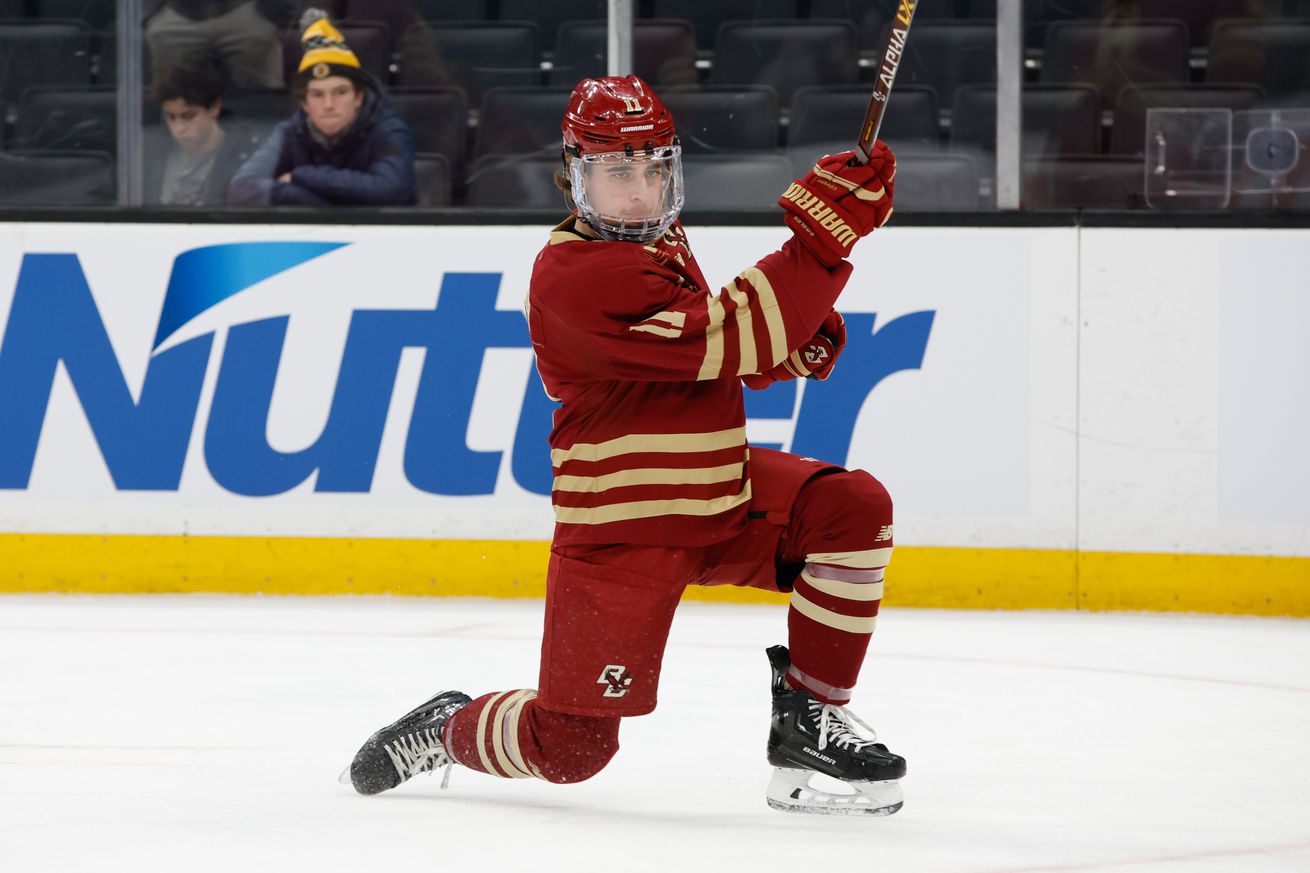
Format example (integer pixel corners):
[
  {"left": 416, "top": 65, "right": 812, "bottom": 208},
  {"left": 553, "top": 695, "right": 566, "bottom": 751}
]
[{"left": 0, "top": 222, "right": 1306, "bottom": 615}]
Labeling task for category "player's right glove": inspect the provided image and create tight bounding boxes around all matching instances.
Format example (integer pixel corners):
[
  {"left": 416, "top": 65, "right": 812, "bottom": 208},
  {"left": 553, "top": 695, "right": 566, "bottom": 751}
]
[{"left": 778, "top": 142, "right": 896, "bottom": 268}]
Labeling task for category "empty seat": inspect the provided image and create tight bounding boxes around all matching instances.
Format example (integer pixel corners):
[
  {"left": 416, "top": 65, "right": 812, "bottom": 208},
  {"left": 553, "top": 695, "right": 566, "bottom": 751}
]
[
  {"left": 0, "top": 148, "right": 114, "bottom": 205},
  {"left": 222, "top": 89, "right": 294, "bottom": 125},
  {"left": 550, "top": 19, "right": 697, "bottom": 88},
  {"left": 0, "top": 19, "right": 93, "bottom": 103},
  {"left": 892, "top": 22, "right": 996, "bottom": 110},
  {"left": 499, "top": 0, "right": 606, "bottom": 54},
  {"left": 14, "top": 84, "right": 116, "bottom": 153},
  {"left": 36, "top": 0, "right": 116, "bottom": 30},
  {"left": 1111, "top": 83, "right": 1264, "bottom": 154},
  {"left": 1135, "top": 0, "right": 1287, "bottom": 47},
  {"left": 415, "top": 22, "right": 539, "bottom": 100},
  {"left": 464, "top": 155, "right": 565, "bottom": 208},
  {"left": 710, "top": 20, "right": 858, "bottom": 108},
  {"left": 413, "top": 0, "right": 491, "bottom": 22},
  {"left": 789, "top": 143, "right": 983, "bottom": 209},
  {"left": 789, "top": 84, "right": 938, "bottom": 151},
  {"left": 951, "top": 84, "right": 1101, "bottom": 158},
  {"left": 1207, "top": 20, "right": 1310, "bottom": 104},
  {"left": 389, "top": 87, "right": 468, "bottom": 176},
  {"left": 651, "top": 0, "right": 798, "bottom": 51},
  {"left": 0, "top": 1, "right": 24, "bottom": 16},
  {"left": 414, "top": 152, "right": 451, "bottom": 206},
  {"left": 810, "top": 0, "right": 964, "bottom": 54},
  {"left": 283, "top": 20, "right": 390, "bottom": 86},
  {"left": 661, "top": 86, "right": 779, "bottom": 154},
  {"left": 680, "top": 153, "right": 794, "bottom": 211},
  {"left": 472, "top": 86, "right": 571, "bottom": 161},
  {"left": 1022, "top": 155, "right": 1146, "bottom": 208},
  {"left": 1040, "top": 21, "right": 1190, "bottom": 110}
]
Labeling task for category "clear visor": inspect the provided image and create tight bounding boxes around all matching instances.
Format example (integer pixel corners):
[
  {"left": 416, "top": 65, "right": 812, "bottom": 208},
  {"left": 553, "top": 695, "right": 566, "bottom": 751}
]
[{"left": 569, "top": 145, "right": 684, "bottom": 243}]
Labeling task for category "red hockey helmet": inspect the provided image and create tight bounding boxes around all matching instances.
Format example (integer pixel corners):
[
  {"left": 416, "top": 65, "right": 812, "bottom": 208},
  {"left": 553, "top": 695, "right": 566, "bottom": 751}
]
[
  {"left": 562, "top": 75, "right": 677, "bottom": 157},
  {"left": 561, "top": 75, "right": 684, "bottom": 242}
]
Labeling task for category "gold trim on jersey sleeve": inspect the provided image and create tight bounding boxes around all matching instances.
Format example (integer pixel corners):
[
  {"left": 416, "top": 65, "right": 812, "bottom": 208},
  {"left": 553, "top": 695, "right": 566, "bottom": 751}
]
[
  {"left": 696, "top": 295, "right": 728, "bottom": 380},
  {"left": 723, "top": 281, "right": 757, "bottom": 375},
  {"left": 739, "top": 267, "right": 788, "bottom": 369},
  {"left": 553, "top": 483, "right": 752, "bottom": 525},
  {"left": 550, "top": 426, "right": 746, "bottom": 467},
  {"left": 552, "top": 461, "right": 746, "bottom": 493}
]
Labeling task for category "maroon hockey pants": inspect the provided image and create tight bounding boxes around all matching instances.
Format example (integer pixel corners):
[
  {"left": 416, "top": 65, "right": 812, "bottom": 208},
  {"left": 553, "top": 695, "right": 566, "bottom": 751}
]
[{"left": 444, "top": 448, "right": 893, "bottom": 784}]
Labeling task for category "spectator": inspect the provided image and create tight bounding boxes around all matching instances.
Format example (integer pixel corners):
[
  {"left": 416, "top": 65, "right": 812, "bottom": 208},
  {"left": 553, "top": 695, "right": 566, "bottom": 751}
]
[
  {"left": 283, "top": 0, "right": 444, "bottom": 86},
  {"left": 226, "top": 10, "right": 417, "bottom": 206},
  {"left": 145, "top": 1, "right": 289, "bottom": 91},
  {"left": 145, "top": 57, "right": 267, "bottom": 206}
]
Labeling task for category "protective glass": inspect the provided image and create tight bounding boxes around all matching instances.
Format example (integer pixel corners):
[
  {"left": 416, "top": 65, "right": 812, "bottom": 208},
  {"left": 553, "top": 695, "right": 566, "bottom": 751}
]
[{"left": 569, "top": 146, "right": 684, "bottom": 243}]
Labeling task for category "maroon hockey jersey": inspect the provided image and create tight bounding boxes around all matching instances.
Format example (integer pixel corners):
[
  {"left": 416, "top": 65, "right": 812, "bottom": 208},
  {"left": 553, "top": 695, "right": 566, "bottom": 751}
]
[{"left": 527, "top": 216, "right": 854, "bottom": 547}]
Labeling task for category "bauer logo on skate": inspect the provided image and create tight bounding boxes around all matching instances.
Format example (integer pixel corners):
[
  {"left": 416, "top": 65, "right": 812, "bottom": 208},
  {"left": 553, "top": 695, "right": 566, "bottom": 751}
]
[{"left": 0, "top": 235, "right": 934, "bottom": 512}]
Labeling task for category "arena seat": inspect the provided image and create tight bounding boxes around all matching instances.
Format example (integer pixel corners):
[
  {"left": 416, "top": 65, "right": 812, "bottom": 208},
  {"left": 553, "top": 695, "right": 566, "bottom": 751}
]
[
  {"left": 464, "top": 155, "right": 564, "bottom": 208},
  {"left": 389, "top": 86, "right": 468, "bottom": 178},
  {"left": 413, "top": 152, "right": 451, "bottom": 206},
  {"left": 661, "top": 86, "right": 779, "bottom": 154},
  {"left": 36, "top": 0, "right": 115, "bottom": 30},
  {"left": 0, "top": 148, "right": 115, "bottom": 206},
  {"left": 418, "top": 21, "right": 540, "bottom": 101},
  {"left": 0, "top": 19, "right": 92, "bottom": 103},
  {"left": 951, "top": 84, "right": 1101, "bottom": 158},
  {"left": 472, "top": 86, "right": 571, "bottom": 161},
  {"left": 412, "top": 0, "right": 490, "bottom": 23},
  {"left": 14, "top": 85, "right": 116, "bottom": 153},
  {"left": 1040, "top": 21, "right": 1190, "bottom": 111},
  {"left": 1022, "top": 155, "right": 1146, "bottom": 209},
  {"left": 789, "top": 84, "right": 938, "bottom": 151},
  {"left": 549, "top": 19, "right": 696, "bottom": 88},
  {"left": 809, "top": 0, "right": 965, "bottom": 55},
  {"left": 1110, "top": 84, "right": 1264, "bottom": 155},
  {"left": 681, "top": 152, "right": 795, "bottom": 210},
  {"left": 498, "top": 0, "right": 606, "bottom": 54},
  {"left": 1207, "top": 21, "right": 1310, "bottom": 104},
  {"left": 651, "top": 0, "right": 798, "bottom": 52},
  {"left": 890, "top": 21, "right": 997, "bottom": 112},
  {"left": 709, "top": 20, "right": 858, "bottom": 108}
]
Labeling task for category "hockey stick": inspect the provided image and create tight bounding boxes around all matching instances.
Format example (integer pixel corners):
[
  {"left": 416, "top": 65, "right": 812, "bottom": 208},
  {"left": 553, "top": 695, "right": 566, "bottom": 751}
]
[{"left": 854, "top": 0, "right": 920, "bottom": 164}]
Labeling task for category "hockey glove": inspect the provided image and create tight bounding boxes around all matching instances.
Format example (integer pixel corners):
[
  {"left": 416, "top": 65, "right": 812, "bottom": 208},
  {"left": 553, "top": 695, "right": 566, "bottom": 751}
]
[
  {"left": 778, "top": 143, "right": 896, "bottom": 268},
  {"left": 743, "top": 311, "right": 846, "bottom": 389}
]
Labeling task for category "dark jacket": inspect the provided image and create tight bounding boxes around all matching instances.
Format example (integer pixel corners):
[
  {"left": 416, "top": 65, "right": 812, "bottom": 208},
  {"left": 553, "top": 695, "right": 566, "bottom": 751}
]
[
  {"left": 144, "top": 121, "right": 265, "bottom": 207},
  {"left": 226, "top": 80, "right": 417, "bottom": 206}
]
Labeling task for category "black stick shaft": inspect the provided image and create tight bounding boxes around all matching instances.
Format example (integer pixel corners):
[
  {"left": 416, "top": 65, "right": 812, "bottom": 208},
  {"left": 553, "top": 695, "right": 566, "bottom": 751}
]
[{"left": 856, "top": 0, "right": 919, "bottom": 164}]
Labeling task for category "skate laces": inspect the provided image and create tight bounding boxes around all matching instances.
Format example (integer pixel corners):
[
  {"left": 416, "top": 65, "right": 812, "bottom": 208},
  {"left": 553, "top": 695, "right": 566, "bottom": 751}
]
[
  {"left": 383, "top": 728, "right": 453, "bottom": 787},
  {"left": 811, "top": 701, "right": 879, "bottom": 754}
]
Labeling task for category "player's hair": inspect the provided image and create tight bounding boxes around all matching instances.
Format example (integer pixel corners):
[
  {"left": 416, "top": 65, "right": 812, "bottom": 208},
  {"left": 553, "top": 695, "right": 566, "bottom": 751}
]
[{"left": 151, "top": 55, "right": 225, "bottom": 109}]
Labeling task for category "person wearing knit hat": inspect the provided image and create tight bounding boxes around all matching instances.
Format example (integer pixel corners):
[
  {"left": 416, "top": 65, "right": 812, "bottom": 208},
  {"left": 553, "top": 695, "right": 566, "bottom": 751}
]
[{"left": 227, "top": 9, "right": 417, "bottom": 206}]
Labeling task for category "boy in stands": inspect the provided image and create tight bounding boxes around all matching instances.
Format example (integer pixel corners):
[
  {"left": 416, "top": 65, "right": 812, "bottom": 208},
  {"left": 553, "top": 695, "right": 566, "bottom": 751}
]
[{"left": 345, "top": 75, "right": 906, "bottom": 815}]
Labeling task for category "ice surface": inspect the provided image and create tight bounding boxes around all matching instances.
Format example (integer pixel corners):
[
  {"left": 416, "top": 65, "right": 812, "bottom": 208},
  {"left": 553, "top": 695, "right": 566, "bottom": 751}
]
[{"left": 1, "top": 594, "right": 1308, "bottom": 872}]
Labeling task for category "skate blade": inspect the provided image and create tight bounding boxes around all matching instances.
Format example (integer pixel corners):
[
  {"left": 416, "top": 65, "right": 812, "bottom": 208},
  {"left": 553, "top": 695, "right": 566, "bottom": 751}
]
[
  {"left": 338, "top": 764, "right": 353, "bottom": 786},
  {"left": 765, "top": 767, "right": 903, "bottom": 817}
]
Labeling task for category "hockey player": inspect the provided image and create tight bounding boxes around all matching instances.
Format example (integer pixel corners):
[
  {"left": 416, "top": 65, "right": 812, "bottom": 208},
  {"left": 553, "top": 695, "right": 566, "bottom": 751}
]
[{"left": 344, "top": 75, "right": 906, "bottom": 815}]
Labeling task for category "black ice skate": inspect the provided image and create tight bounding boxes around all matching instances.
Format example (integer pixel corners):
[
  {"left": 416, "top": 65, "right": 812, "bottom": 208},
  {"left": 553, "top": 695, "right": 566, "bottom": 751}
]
[
  {"left": 765, "top": 645, "right": 906, "bottom": 816},
  {"left": 341, "top": 690, "right": 472, "bottom": 795}
]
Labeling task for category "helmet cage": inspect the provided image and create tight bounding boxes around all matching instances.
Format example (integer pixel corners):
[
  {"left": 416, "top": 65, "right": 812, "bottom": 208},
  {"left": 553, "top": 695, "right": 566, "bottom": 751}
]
[{"left": 569, "top": 144, "right": 684, "bottom": 244}]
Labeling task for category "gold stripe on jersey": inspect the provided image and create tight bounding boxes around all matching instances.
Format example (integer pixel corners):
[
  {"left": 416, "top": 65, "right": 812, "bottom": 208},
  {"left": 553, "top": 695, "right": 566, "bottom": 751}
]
[
  {"left": 630, "top": 323, "right": 682, "bottom": 338},
  {"left": 696, "top": 294, "right": 728, "bottom": 380},
  {"left": 550, "top": 426, "right": 746, "bottom": 467},
  {"left": 739, "top": 267, "right": 788, "bottom": 370},
  {"left": 553, "top": 461, "right": 745, "bottom": 493},
  {"left": 800, "top": 569, "right": 885, "bottom": 602},
  {"left": 790, "top": 588, "right": 879, "bottom": 634},
  {"left": 491, "top": 689, "right": 537, "bottom": 779},
  {"left": 807, "top": 547, "right": 894, "bottom": 568},
  {"left": 553, "top": 483, "right": 752, "bottom": 526},
  {"left": 723, "top": 281, "right": 758, "bottom": 375}
]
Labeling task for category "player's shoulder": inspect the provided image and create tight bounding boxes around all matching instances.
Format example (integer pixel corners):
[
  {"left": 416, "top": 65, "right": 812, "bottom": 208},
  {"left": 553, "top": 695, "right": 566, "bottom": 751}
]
[{"left": 532, "top": 218, "right": 660, "bottom": 303}]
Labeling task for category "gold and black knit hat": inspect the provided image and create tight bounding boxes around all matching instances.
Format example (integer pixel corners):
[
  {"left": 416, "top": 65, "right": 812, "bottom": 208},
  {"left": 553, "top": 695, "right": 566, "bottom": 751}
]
[{"left": 296, "top": 9, "right": 365, "bottom": 86}]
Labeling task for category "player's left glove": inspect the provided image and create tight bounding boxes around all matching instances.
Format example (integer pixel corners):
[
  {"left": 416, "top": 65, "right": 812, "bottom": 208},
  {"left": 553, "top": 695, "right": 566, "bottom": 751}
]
[{"left": 743, "top": 311, "right": 846, "bottom": 389}]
